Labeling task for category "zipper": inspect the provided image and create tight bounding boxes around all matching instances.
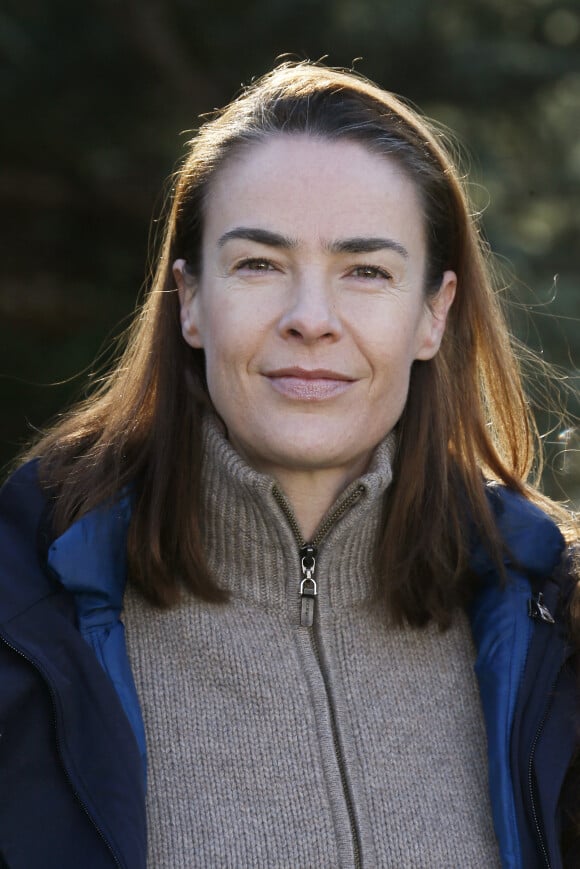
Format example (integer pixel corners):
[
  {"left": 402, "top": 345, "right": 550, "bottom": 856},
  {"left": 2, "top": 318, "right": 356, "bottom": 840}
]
[
  {"left": 302, "top": 485, "right": 364, "bottom": 632},
  {"left": 273, "top": 482, "right": 365, "bottom": 551},
  {"left": 526, "top": 588, "right": 559, "bottom": 869},
  {"left": 527, "top": 669, "right": 561, "bottom": 869},
  {"left": 0, "top": 631, "right": 123, "bottom": 868},
  {"left": 272, "top": 482, "right": 365, "bottom": 629},
  {"left": 303, "top": 548, "right": 363, "bottom": 869},
  {"left": 299, "top": 544, "right": 317, "bottom": 628},
  {"left": 273, "top": 482, "right": 365, "bottom": 869}
]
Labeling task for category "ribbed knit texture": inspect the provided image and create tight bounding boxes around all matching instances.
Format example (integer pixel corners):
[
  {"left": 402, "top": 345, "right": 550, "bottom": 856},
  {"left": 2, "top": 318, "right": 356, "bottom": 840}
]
[{"left": 123, "top": 414, "right": 501, "bottom": 868}]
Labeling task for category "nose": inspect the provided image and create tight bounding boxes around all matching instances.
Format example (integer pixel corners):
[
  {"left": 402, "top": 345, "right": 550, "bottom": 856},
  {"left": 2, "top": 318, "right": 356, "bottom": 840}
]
[{"left": 277, "top": 272, "right": 342, "bottom": 344}]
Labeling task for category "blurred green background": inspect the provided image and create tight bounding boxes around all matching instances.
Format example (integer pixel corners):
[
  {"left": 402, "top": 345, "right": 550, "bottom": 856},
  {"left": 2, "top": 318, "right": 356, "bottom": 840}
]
[{"left": 1, "top": 0, "right": 579, "bottom": 502}]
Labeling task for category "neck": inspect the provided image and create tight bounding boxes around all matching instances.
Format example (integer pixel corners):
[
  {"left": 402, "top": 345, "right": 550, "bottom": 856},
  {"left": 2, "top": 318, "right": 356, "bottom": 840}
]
[
  {"left": 199, "top": 410, "right": 398, "bottom": 557},
  {"left": 263, "top": 461, "right": 370, "bottom": 542}
]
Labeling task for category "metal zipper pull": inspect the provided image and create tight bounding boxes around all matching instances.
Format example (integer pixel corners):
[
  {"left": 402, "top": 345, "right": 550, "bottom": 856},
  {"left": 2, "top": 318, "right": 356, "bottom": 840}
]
[
  {"left": 528, "top": 592, "right": 555, "bottom": 624},
  {"left": 299, "top": 545, "right": 317, "bottom": 627}
]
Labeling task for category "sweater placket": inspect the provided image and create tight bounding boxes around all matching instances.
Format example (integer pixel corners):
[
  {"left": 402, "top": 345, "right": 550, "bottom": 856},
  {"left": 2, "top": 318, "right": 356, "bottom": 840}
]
[{"left": 273, "top": 481, "right": 373, "bottom": 868}]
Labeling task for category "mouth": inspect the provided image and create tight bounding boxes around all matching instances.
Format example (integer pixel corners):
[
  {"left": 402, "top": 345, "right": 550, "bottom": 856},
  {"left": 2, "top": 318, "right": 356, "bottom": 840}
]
[{"left": 263, "top": 367, "right": 356, "bottom": 401}]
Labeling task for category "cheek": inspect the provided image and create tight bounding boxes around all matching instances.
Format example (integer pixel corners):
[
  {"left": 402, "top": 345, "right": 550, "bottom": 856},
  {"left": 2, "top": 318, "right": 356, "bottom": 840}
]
[
  {"left": 203, "top": 300, "right": 274, "bottom": 369},
  {"left": 201, "top": 320, "right": 255, "bottom": 405},
  {"left": 365, "top": 331, "right": 420, "bottom": 409},
  {"left": 365, "top": 325, "right": 418, "bottom": 376}
]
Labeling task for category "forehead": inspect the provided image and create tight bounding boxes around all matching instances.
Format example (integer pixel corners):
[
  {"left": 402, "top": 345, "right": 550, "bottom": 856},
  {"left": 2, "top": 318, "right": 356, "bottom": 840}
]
[{"left": 202, "top": 134, "right": 426, "bottom": 253}]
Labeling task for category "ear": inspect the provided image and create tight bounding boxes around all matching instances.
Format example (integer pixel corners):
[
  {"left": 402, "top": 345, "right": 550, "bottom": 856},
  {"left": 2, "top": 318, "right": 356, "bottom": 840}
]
[
  {"left": 173, "top": 258, "right": 204, "bottom": 349},
  {"left": 414, "top": 270, "right": 457, "bottom": 361}
]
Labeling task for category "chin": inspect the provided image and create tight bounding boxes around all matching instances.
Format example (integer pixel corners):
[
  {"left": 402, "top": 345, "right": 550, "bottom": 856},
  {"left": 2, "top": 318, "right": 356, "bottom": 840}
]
[
  {"left": 229, "top": 418, "right": 378, "bottom": 477},
  {"left": 252, "top": 437, "right": 366, "bottom": 475}
]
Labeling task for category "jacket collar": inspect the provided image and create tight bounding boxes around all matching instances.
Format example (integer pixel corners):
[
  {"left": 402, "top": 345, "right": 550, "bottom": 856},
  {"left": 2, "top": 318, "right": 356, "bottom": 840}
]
[{"left": 47, "top": 491, "right": 148, "bottom": 777}]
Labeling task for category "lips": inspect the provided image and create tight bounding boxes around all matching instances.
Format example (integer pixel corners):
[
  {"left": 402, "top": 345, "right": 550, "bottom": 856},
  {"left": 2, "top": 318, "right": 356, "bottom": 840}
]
[{"left": 264, "top": 367, "right": 356, "bottom": 401}]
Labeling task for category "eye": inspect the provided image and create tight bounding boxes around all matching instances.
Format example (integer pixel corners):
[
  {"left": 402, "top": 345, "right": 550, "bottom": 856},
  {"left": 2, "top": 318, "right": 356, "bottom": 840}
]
[
  {"left": 349, "top": 265, "right": 392, "bottom": 280},
  {"left": 235, "top": 257, "right": 277, "bottom": 272}
]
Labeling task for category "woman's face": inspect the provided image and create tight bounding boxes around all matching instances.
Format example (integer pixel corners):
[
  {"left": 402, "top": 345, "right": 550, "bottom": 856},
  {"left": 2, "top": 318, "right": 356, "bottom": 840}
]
[{"left": 176, "top": 135, "right": 455, "bottom": 482}]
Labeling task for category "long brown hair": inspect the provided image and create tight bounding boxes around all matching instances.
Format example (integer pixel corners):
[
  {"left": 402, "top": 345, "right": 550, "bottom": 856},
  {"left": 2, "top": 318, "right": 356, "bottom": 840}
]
[{"left": 26, "top": 61, "right": 577, "bottom": 626}]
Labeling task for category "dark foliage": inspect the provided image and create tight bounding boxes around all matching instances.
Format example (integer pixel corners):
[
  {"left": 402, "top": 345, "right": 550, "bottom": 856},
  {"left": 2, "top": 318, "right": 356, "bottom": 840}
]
[{"left": 1, "top": 0, "right": 579, "bottom": 498}]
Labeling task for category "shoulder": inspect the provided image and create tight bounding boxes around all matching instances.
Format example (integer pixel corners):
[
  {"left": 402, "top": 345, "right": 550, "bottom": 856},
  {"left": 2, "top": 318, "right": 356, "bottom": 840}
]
[
  {"left": 471, "top": 483, "right": 569, "bottom": 583},
  {"left": 469, "top": 484, "right": 579, "bottom": 654},
  {"left": 0, "top": 458, "right": 47, "bottom": 520}
]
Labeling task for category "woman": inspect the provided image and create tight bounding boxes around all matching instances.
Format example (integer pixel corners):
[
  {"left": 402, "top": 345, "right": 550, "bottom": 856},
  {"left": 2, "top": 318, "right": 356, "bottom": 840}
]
[{"left": 0, "top": 62, "right": 578, "bottom": 868}]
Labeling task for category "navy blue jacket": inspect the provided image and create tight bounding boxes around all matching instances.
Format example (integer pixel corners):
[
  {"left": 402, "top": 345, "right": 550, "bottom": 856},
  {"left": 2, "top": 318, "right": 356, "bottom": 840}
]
[{"left": 0, "top": 461, "right": 578, "bottom": 868}]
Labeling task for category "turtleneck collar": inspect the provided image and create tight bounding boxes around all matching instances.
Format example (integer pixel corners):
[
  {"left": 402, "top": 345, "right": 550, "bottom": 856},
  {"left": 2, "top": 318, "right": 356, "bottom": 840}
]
[{"left": 199, "top": 411, "right": 396, "bottom": 614}]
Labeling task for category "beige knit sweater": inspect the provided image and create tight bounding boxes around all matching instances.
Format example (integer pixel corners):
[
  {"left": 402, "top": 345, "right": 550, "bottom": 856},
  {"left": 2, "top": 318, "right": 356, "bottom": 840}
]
[{"left": 123, "top": 415, "right": 501, "bottom": 868}]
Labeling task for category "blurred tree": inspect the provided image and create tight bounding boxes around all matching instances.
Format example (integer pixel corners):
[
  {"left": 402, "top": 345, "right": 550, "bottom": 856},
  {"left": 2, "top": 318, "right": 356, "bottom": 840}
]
[{"left": 1, "top": 0, "right": 579, "bottom": 498}]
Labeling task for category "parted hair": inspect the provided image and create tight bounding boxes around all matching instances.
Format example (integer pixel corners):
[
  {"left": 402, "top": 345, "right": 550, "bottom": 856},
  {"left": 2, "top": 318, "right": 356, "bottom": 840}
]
[{"left": 27, "top": 61, "right": 577, "bottom": 628}]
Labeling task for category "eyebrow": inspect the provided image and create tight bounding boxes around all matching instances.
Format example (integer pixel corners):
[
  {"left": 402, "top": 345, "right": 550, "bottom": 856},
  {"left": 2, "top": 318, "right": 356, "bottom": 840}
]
[
  {"left": 217, "top": 226, "right": 409, "bottom": 259},
  {"left": 326, "top": 237, "right": 409, "bottom": 259},
  {"left": 217, "top": 227, "right": 299, "bottom": 249}
]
